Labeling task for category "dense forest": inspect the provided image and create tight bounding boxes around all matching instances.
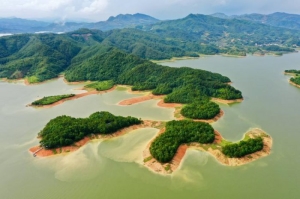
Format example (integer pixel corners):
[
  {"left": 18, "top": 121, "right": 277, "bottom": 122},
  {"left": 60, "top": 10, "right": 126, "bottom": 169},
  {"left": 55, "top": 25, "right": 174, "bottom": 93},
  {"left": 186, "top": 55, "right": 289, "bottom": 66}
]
[
  {"left": 181, "top": 101, "right": 220, "bottom": 119},
  {"left": 31, "top": 94, "right": 75, "bottom": 106},
  {"left": 290, "top": 76, "right": 300, "bottom": 85},
  {"left": 285, "top": 69, "right": 300, "bottom": 75},
  {"left": 150, "top": 120, "right": 215, "bottom": 163},
  {"left": 39, "top": 111, "right": 142, "bottom": 149},
  {"left": 222, "top": 137, "right": 264, "bottom": 158}
]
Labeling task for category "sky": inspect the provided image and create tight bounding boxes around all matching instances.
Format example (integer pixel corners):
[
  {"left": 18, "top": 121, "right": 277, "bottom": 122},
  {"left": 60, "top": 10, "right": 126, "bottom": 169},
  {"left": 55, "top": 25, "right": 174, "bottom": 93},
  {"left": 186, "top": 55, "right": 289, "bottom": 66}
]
[{"left": 0, "top": 0, "right": 299, "bottom": 22}]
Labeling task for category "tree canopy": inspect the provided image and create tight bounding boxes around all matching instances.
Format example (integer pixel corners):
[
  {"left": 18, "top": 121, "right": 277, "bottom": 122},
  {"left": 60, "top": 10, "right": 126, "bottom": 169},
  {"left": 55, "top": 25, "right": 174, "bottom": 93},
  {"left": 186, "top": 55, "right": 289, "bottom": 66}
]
[
  {"left": 150, "top": 120, "right": 215, "bottom": 163},
  {"left": 39, "top": 111, "right": 142, "bottom": 149}
]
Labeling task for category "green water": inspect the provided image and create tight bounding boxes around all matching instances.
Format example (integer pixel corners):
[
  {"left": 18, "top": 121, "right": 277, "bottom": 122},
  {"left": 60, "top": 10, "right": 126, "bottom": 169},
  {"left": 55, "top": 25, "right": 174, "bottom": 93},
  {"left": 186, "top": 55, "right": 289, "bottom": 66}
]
[{"left": 1, "top": 53, "right": 300, "bottom": 199}]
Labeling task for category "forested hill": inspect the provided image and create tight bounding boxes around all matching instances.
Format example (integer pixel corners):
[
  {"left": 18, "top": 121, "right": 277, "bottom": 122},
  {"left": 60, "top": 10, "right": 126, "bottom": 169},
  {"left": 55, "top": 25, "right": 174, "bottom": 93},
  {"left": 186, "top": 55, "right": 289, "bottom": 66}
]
[
  {"left": 0, "top": 31, "right": 242, "bottom": 100},
  {"left": 143, "top": 14, "right": 300, "bottom": 55},
  {"left": 2, "top": 13, "right": 300, "bottom": 57},
  {"left": 211, "top": 12, "right": 300, "bottom": 31}
]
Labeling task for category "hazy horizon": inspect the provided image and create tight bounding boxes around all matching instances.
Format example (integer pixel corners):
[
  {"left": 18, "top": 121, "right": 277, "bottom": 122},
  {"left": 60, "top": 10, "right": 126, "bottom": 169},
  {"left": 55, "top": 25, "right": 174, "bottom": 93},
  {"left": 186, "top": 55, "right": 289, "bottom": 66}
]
[{"left": 0, "top": 0, "right": 299, "bottom": 22}]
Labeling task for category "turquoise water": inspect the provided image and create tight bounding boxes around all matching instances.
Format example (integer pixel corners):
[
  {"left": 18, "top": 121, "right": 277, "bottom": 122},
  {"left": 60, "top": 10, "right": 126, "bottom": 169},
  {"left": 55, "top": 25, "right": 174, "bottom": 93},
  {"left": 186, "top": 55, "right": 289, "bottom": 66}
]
[{"left": 0, "top": 53, "right": 299, "bottom": 199}]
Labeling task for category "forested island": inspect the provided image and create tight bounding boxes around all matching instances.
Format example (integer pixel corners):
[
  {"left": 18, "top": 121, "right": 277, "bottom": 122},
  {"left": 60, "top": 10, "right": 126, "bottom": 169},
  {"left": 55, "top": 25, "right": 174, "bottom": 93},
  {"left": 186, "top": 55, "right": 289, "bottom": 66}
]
[
  {"left": 38, "top": 111, "right": 142, "bottom": 149},
  {"left": 31, "top": 94, "right": 75, "bottom": 106},
  {"left": 285, "top": 69, "right": 300, "bottom": 87},
  {"left": 150, "top": 120, "right": 215, "bottom": 163},
  {"left": 143, "top": 127, "right": 272, "bottom": 174}
]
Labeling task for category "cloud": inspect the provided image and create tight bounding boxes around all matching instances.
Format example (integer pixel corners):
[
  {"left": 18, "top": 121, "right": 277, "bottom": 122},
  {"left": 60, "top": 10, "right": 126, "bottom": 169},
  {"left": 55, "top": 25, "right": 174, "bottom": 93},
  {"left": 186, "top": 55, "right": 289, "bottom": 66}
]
[
  {"left": 0, "top": 0, "right": 109, "bottom": 21},
  {"left": 0, "top": 0, "right": 300, "bottom": 21}
]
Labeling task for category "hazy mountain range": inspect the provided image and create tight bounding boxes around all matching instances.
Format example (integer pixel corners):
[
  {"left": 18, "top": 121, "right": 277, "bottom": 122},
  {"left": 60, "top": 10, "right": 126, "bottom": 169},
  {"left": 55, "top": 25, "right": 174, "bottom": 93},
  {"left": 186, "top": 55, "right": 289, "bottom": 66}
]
[
  {"left": 2, "top": 12, "right": 300, "bottom": 34},
  {"left": 0, "top": 13, "right": 159, "bottom": 33}
]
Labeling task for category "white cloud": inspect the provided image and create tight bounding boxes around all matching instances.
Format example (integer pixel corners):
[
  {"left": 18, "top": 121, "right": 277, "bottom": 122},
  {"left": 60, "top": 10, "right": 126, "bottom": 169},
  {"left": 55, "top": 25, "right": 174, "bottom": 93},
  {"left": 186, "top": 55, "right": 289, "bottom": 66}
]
[
  {"left": 0, "top": 0, "right": 300, "bottom": 21},
  {"left": 0, "top": 0, "right": 108, "bottom": 21}
]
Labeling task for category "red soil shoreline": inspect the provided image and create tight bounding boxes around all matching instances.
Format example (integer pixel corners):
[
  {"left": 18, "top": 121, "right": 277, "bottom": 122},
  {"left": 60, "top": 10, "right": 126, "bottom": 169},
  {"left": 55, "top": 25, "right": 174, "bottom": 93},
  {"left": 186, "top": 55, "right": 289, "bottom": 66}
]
[
  {"left": 118, "top": 93, "right": 225, "bottom": 123},
  {"left": 142, "top": 128, "right": 272, "bottom": 175},
  {"left": 29, "top": 120, "right": 162, "bottom": 158}
]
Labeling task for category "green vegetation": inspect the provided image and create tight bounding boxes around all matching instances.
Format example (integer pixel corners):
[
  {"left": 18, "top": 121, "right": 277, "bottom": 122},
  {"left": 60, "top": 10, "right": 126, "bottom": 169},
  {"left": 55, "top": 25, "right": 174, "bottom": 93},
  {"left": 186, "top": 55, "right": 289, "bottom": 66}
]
[
  {"left": 150, "top": 120, "right": 215, "bottom": 163},
  {"left": 285, "top": 69, "right": 300, "bottom": 75},
  {"left": 0, "top": 34, "right": 81, "bottom": 82},
  {"left": 117, "top": 65, "right": 242, "bottom": 101},
  {"left": 143, "top": 156, "right": 153, "bottom": 163},
  {"left": 291, "top": 77, "right": 300, "bottom": 85},
  {"left": 145, "top": 14, "right": 299, "bottom": 53},
  {"left": 2, "top": 13, "right": 300, "bottom": 84},
  {"left": 164, "top": 164, "right": 171, "bottom": 171},
  {"left": 222, "top": 137, "right": 264, "bottom": 158},
  {"left": 285, "top": 69, "right": 300, "bottom": 86},
  {"left": 31, "top": 94, "right": 75, "bottom": 106},
  {"left": 39, "top": 111, "right": 142, "bottom": 149},
  {"left": 263, "top": 45, "right": 295, "bottom": 52},
  {"left": 84, "top": 80, "right": 114, "bottom": 91},
  {"left": 181, "top": 101, "right": 220, "bottom": 119}
]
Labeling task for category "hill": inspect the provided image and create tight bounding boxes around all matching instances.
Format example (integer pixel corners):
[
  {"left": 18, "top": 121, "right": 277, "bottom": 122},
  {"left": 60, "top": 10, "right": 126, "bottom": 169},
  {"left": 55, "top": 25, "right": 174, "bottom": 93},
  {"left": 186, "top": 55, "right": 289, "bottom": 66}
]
[
  {"left": 0, "top": 31, "right": 242, "bottom": 101},
  {"left": 143, "top": 14, "right": 300, "bottom": 55},
  {"left": 211, "top": 12, "right": 300, "bottom": 31},
  {"left": 0, "top": 18, "right": 49, "bottom": 33}
]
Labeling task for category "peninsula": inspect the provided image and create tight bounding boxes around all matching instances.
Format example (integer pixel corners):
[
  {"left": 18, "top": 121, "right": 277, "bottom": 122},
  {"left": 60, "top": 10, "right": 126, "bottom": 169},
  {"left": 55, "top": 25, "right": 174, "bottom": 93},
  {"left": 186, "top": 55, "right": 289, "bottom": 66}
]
[{"left": 285, "top": 69, "right": 300, "bottom": 88}]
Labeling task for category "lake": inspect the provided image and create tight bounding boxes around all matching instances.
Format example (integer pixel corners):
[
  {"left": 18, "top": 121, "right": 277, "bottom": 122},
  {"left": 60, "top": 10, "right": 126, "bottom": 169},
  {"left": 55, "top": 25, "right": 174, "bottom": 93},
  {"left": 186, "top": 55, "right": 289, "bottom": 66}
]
[{"left": 0, "top": 53, "right": 299, "bottom": 199}]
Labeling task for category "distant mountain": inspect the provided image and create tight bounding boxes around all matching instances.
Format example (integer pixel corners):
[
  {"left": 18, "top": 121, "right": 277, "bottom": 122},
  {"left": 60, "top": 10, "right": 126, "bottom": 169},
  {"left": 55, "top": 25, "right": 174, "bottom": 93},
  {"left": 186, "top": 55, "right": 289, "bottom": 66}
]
[
  {"left": 0, "top": 13, "right": 159, "bottom": 33},
  {"left": 45, "top": 13, "right": 159, "bottom": 32},
  {"left": 210, "top": 13, "right": 230, "bottom": 19},
  {"left": 146, "top": 14, "right": 300, "bottom": 44},
  {"left": 97, "top": 13, "right": 159, "bottom": 30},
  {"left": 0, "top": 18, "right": 49, "bottom": 33},
  {"left": 211, "top": 12, "right": 300, "bottom": 30}
]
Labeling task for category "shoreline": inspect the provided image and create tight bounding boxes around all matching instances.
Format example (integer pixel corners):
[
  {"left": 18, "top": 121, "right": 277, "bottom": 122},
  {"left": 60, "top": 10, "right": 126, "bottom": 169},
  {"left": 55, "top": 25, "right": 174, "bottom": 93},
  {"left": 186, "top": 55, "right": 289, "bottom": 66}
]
[
  {"left": 142, "top": 128, "right": 272, "bottom": 175},
  {"left": 29, "top": 120, "right": 163, "bottom": 157},
  {"left": 118, "top": 94, "right": 225, "bottom": 123},
  {"left": 289, "top": 80, "right": 300, "bottom": 88},
  {"left": 211, "top": 98, "right": 243, "bottom": 104}
]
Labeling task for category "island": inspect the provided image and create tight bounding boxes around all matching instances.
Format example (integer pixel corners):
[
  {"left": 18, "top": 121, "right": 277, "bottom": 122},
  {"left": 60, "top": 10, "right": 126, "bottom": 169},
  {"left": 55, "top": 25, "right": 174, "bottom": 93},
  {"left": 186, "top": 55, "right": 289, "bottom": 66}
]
[
  {"left": 29, "top": 80, "right": 117, "bottom": 108},
  {"left": 31, "top": 94, "right": 75, "bottom": 106},
  {"left": 284, "top": 69, "right": 300, "bottom": 88},
  {"left": 30, "top": 111, "right": 272, "bottom": 175},
  {"left": 30, "top": 111, "right": 144, "bottom": 155},
  {"left": 143, "top": 126, "right": 272, "bottom": 174}
]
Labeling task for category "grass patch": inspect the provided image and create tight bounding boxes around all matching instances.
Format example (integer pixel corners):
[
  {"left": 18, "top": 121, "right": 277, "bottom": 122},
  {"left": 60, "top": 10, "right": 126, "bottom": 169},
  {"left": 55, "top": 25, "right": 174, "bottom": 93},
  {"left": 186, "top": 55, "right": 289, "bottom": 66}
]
[
  {"left": 164, "top": 164, "right": 171, "bottom": 171},
  {"left": 143, "top": 156, "right": 153, "bottom": 163},
  {"left": 220, "top": 139, "right": 232, "bottom": 146},
  {"left": 27, "top": 76, "right": 39, "bottom": 83},
  {"left": 84, "top": 80, "right": 114, "bottom": 91},
  {"left": 116, "top": 86, "right": 128, "bottom": 91}
]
